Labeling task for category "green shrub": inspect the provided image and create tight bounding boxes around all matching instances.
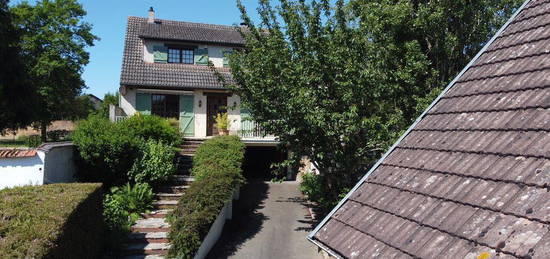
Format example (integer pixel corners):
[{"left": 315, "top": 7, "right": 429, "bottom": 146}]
[
  {"left": 129, "top": 139, "right": 177, "bottom": 185},
  {"left": 72, "top": 115, "right": 141, "bottom": 186},
  {"left": 0, "top": 183, "right": 103, "bottom": 258},
  {"left": 103, "top": 183, "right": 154, "bottom": 246},
  {"left": 17, "top": 134, "right": 41, "bottom": 147},
  {"left": 300, "top": 173, "right": 324, "bottom": 204},
  {"left": 168, "top": 135, "right": 245, "bottom": 258},
  {"left": 192, "top": 135, "right": 245, "bottom": 181},
  {"left": 119, "top": 114, "right": 181, "bottom": 146},
  {"left": 72, "top": 114, "right": 182, "bottom": 186}
]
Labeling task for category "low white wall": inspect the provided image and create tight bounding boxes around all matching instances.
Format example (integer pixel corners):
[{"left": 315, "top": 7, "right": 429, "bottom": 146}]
[
  {"left": 41, "top": 143, "right": 76, "bottom": 184},
  {"left": 0, "top": 155, "right": 44, "bottom": 189},
  {"left": 194, "top": 188, "right": 240, "bottom": 259},
  {"left": 0, "top": 142, "right": 76, "bottom": 190}
]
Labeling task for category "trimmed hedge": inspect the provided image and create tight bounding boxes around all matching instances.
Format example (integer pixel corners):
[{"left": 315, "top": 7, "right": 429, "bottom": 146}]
[
  {"left": 168, "top": 135, "right": 245, "bottom": 258},
  {"left": 0, "top": 183, "right": 103, "bottom": 258}
]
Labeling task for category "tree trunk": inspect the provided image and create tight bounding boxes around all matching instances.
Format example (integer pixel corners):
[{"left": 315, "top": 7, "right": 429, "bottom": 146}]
[{"left": 40, "top": 121, "right": 47, "bottom": 142}]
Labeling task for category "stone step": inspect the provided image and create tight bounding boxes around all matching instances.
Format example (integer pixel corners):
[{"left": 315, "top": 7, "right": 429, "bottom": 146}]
[
  {"left": 120, "top": 242, "right": 170, "bottom": 255},
  {"left": 120, "top": 255, "right": 166, "bottom": 259},
  {"left": 156, "top": 193, "right": 183, "bottom": 201},
  {"left": 127, "top": 231, "right": 169, "bottom": 244},
  {"left": 157, "top": 185, "right": 190, "bottom": 194},
  {"left": 141, "top": 209, "right": 172, "bottom": 219},
  {"left": 172, "top": 175, "right": 195, "bottom": 184},
  {"left": 153, "top": 200, "right": 178, "bottom": 210},
  {"left": 131, "top": 218, "right": 170, "bottom": 232}
]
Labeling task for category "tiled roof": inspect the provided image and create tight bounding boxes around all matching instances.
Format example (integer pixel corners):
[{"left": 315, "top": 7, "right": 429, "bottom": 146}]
[
  {"left": 120, "top": 17, "right": 237, "bottom": 89},
  {"left": 0, "top": 148, "right": 37, "bottom": 158},
  {"left": 139, "top": 19, "right": 246, "bottom": 45},
  {"left": 310, "top": 0, "right": 550, "bottom": 258}
]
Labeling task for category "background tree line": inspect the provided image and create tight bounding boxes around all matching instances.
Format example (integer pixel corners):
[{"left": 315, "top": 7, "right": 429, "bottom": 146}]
[
  {"left": 227, "top": 0, "right": 523, "bottom": 211},
  {"left": 0, "top": 0, "right": 98, "bottom": 141}
]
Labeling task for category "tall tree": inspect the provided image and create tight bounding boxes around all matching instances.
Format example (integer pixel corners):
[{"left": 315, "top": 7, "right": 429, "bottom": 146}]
[
  {"left": 227, "top": 0, "right": 522, "bottom": 207},
  {"left": 0, "top": 0, "right": 35, "bottom": 133},
  {"left": 11, "top": 0, "right": 97, "bottom": 141}
]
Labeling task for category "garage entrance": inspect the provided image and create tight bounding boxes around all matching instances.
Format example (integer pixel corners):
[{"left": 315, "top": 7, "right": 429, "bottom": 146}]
[{"left": 242, "top": 146, "right": 287, "bottom": 180}]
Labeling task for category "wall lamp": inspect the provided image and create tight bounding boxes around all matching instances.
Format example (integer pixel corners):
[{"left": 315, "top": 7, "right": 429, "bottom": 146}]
[{"left": 199, "top": 100, "right": 202, "bottom": 108}]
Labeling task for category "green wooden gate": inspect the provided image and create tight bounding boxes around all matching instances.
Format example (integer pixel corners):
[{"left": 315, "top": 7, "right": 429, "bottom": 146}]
[{"left": 179, "top": 95, "right": 195, "bottom": 136}]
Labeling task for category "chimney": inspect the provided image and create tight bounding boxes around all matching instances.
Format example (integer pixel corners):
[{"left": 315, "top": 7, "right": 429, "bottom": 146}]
[{"left": 148, "top": 7, "right": 155, "bottom": 23}]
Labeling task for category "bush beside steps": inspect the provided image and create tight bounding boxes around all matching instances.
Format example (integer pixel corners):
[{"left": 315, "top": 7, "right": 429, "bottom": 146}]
[
  {"left": 0, "top": 183, "right": 103, "bottom": 258},
  {"left": 167, "top": 135, "right": 245, "bottom": 259}
]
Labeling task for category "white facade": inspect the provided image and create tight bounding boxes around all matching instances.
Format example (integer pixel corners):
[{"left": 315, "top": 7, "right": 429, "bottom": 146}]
[{"left": 118, "top": 39, "right": 277, "bottom": 144}]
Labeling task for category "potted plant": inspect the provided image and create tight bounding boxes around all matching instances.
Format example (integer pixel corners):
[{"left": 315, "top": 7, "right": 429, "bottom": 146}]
[{"left": 215, "top": 112, "right": 230, "bottom": 135}]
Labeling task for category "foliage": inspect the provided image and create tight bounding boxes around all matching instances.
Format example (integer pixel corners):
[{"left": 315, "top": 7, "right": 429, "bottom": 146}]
[
  {"left": 119, "top": 114, "right": 182, "bottom": 146},
  {"left": 73, "top": 114, "right": 182, "bottom": 186},
  {"left": 16, "top": 134, "right": 42, "bottom": 147},
  {"left": 215, "top": 112, "right": 230, "bottom": 132},
  {"left": 129, "top": 139, "right": 177, "bottom": 186},
  {"left": 191, "top": 135, "right": 245, "bottom": 181},
  {"left": 69, "top": 95, "right": 96, "bottom": 120},
  {"left": 227, "top": 0, "right": 523, "bottom": 205},
  {"left": 72, "top": 115, "right": 140, "bottom": 186},
  {"left": 46, "top": 129, "right": 70, "bottom": 142},
  {"left": 0, "top": 0, "right": 35, "bottom": 133},
  {"left": 0, "top": 183, "right": 103, "bottom": 258},
  {"left": 10, "top": 0, "right": 98, "bottom": 141},
  {"left": 103, "top": 183, "right": 154, "bottom": 247},
  {"left": 95, "top": 92, "right": 119, "bottom": 118},
  {"left": 168, "top": 136, "right": 245, "bottom": 258}
]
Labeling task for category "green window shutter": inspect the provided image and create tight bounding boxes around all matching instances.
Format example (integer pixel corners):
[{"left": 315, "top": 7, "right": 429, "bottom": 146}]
[
  {"left": 153, "top": 46, "right": 168, "bottom": 63},
  {"left": 240, "top": 107, "right": 252, "bottom": 134},
  {"left": 222, "top": 50, "right": 233, "bottom": 68},
  {"left": 179, "top": 95, "right": 195, "bottom": 136},
  {"left": 194, "top": 48, "right": 209, "bottom": 66},
  {"left": 136, "top": 93, "right": 151, "bottom": 115}
]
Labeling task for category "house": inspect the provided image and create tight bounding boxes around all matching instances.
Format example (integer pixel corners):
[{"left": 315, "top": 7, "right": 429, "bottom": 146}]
[
  {"left": 116, "top": 8, "right": 276, "bottom": 145},
  {"left": 309, "top": 0, "right": 550, "bottom": 258},
  {"left": 86, "top": 94, "right": 102, "bottom": 110}
]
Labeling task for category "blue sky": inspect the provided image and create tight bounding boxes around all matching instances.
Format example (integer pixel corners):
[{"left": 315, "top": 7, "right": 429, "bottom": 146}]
[{"left": 11, "top": 0, "right": 264, "bottom": 98}]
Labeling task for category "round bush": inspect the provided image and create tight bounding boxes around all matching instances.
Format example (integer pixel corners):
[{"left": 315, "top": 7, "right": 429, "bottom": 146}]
[{"left": 129, "top": 139, "right": 177, "bottom": 185}]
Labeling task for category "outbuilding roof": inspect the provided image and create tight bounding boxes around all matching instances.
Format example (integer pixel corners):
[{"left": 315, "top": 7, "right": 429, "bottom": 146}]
[
  {"left": 309, "top": 0, "right": 550, "bottom": 258},
  {"left": 120, "top": 17, "right": 239, "bottom": 89}
]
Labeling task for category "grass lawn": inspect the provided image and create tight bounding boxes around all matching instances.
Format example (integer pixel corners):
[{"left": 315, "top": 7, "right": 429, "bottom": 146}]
[{"left": 0, "top": 139, "right": 28, "bottom": 148}]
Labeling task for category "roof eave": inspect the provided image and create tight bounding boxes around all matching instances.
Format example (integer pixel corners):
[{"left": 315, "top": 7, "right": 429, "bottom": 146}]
[{"left": 307, "top": 0, "right": 533, "bottom": 251}]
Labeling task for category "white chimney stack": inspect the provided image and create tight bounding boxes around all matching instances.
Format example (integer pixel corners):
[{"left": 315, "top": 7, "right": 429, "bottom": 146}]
[{"left": 148, "top": 7, "right": 155, "bottom": 23}]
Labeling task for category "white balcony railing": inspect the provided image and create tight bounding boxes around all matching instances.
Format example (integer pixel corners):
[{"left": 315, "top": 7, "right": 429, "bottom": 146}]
[{"left": 238, "top": 120, "right": 275, "bottom": 139}]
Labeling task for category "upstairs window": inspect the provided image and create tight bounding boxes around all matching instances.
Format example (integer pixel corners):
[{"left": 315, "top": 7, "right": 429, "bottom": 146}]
[{"left": 168, "top": 48, "right": 194, "bottom": 64}]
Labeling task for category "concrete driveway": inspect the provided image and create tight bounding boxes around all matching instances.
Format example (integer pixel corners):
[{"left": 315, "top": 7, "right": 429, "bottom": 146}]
[{"left": 207, "top": 180, "right": 322, "bottom": 259}]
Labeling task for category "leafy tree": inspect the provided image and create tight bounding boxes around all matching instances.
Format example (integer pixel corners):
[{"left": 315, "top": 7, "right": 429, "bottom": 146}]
[
  {"left": 0, "top": 0, "right": 35, "bottom": 133},
  {"left": 95, "top": 92, "right": 119, "bottom": 118},
  {"left": 70, "top": 95, "right": 96, "bottom": 120},
  {"left": 11, "top": 0, "right": 98, "bottom": 141},
  {"left": 227, "top": 0, "right": 522, "bottom": 207}
]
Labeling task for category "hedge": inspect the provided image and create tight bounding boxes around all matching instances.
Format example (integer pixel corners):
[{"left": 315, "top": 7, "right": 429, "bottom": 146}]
[
  {"left": 167, "top": 135, "right": 245, "bottom": 258},
  {"left": 0, "top": 183, "right": 103, "bottom": 258}
]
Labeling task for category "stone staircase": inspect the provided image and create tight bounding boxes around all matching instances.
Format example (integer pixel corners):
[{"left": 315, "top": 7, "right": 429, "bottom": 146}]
[{"left": 112, "top": 140, "right": 202, "bottom": 258}]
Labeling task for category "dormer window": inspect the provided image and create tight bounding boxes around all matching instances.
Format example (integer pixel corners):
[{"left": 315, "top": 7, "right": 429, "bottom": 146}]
[{"left": 168, "top": 47, "right": 194, "bottom": 64}]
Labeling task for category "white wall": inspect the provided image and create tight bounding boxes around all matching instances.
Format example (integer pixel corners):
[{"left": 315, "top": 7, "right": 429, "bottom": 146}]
[
  {"left": 227, "top": 95, "right": 241, "bottom": 134},
  {"left": 194, "top": 90, "right": 208, "bottom": 138},
  {"left": 120, "top": 86, "right": 137, "bottom": 116},
  {"left": 142, "top": 39, "right": 232, "bottom": 68},
  {"left": 0, "top": 155, "right": 44, "bottom": 189},
  {"left": 0, "top": 143, "right": 76, "bottom": 190},
  {"left": 42, "top": 144, "right": 75, "bottom": 184}
]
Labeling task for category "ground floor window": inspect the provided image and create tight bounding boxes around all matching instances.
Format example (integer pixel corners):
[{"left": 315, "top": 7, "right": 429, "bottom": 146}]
[{"left": 151, "top": 94, "right": 179, "bottom": 119}]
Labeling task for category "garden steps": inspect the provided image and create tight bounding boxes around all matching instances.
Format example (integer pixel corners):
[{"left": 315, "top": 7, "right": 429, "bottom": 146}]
[
  {"left": 120, "top": 255, "right": 166, "bottom": 259},
  {"left": 141, "top": 209, "right": 171, "bottom": 218},
  {"left": 119, "top": 242, "right": 170, "bottom": 255},
  {"left": 153, "top": 200, "right": 178, "bottom": 210},
  {"left": 131, "top": 218, "right": 170, "bottom": 232},
  {"left": 156, "top": 193, "right": 183, "bottom": 201},
  {"left": 127, "top": 232, "right": 169, "bottom": 243}
]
